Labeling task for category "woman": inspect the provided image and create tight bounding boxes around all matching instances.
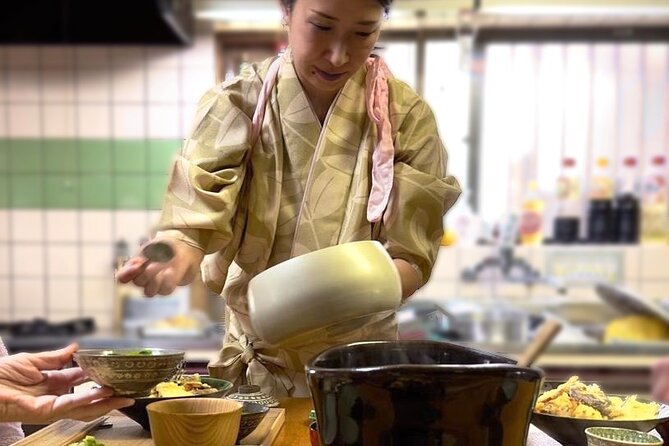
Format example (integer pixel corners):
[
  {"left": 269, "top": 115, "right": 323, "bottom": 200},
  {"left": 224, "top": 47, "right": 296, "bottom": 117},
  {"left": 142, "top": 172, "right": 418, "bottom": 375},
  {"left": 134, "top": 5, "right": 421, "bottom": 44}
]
[{"left": 117, "top": 0, "right": 460, "bottom": 397}]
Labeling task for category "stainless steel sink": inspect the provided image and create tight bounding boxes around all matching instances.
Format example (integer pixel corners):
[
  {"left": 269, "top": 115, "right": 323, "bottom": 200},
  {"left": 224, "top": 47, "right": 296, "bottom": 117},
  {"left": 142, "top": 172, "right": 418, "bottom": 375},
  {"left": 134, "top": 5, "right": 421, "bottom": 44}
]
[
  {"left": 545, "top": 301, "right": 619, "bottom": 326},
  {"left": 512, "top": 299, "right": 619, "bottom": 327}
]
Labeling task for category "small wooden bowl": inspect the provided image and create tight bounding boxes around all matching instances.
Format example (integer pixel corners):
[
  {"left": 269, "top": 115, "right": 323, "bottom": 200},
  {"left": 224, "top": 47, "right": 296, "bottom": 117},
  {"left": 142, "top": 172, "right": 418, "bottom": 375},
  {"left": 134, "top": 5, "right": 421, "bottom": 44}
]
[{"left": 147, "top": 398, "right": 242, "bottom": 446}]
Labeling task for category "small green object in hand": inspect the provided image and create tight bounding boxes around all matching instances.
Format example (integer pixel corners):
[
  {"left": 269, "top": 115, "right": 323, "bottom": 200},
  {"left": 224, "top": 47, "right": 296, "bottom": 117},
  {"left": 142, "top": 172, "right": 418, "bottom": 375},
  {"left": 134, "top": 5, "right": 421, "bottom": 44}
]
[
  {"left": 309, "top": 409, "right": 317, "bottom": 421},
  {"left": 69, "top": 435, "right": 105, "bottom": 446}
]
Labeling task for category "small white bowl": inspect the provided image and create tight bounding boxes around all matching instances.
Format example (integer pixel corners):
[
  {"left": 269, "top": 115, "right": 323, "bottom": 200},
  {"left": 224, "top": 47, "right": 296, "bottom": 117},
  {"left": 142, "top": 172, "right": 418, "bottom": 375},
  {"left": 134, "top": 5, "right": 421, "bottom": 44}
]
[{"left": 248, "top": 241, "right": 402, "bottom": 345}]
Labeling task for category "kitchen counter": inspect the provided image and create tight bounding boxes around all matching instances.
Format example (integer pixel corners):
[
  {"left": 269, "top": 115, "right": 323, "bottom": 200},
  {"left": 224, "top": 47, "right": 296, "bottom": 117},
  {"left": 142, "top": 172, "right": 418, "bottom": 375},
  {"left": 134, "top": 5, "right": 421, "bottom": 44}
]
[
  {"left": 461, "top": 341, "right": 668, "bottom": 367},
  {"left": 2, "top": 330, "right": 222, "bottom": 363},
  {"left": 460, "top": 340, "right": 665, "bottom": 396},
  {"left": 23, "top": 398, "right": 564, "bottom": 445}
]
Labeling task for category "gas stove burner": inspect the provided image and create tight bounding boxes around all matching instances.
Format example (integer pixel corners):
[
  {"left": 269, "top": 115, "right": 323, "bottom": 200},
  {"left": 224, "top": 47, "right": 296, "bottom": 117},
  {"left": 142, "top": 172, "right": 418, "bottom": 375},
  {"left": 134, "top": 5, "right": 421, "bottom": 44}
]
[{"left": 0, "top": 318, "right": 96, "bottom": 337}]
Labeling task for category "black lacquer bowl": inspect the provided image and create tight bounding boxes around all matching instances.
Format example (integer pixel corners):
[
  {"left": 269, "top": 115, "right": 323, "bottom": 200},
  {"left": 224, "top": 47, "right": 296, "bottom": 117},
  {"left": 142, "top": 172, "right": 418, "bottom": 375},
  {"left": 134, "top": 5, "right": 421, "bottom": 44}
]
[
  {"left": 306, "top": 340, "right": 543, "bottom": 446},
  {"left": 118, "top": 376, "right": 233, "bottom": 431},
  {"left": 532, "top": 381, "right": 669, "bottom": 446}
]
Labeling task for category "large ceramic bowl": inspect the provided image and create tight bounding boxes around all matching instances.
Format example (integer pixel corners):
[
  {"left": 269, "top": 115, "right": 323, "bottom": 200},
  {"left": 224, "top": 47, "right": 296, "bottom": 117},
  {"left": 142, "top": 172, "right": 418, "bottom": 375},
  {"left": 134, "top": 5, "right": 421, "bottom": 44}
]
[
  {"left": 306, "top": 340, "right": 543, "bottom": 446},
  {"left": 73, "top": 348, "right": 184, "bottom": 397},
  {"left": 532, "top": 381, "right": 669, "bottom": 446},
  {"left": 248, "top": 241, "right": 402, "bottom": 345},
  {"left": 118, "top": 376, "right": 233, "bottom": 430}
]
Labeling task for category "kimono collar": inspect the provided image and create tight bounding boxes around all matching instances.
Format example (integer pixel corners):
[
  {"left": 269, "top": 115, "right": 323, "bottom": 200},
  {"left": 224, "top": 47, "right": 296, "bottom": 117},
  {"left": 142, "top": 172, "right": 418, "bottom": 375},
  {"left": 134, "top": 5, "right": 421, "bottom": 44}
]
[{"left": 251, "top": 51, "right": 394, "bottom": 224}]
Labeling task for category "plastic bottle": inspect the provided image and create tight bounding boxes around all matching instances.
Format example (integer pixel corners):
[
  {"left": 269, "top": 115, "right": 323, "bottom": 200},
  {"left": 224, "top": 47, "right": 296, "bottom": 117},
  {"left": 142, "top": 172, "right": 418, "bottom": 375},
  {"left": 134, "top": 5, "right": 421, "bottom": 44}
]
[
  {"left": 590, "top": 157, "right": 615, "bottom": 200},
  {"left": 448, "top": 191, "right": 480, "bottom": 247},
  {"left": 554, "top": 158, "right": 581, "bottom": 243},
  {"left": 614, "top": 156, "right": 640, "bottom": 244},
  {"left": 640, "top": 155, "right": 669, "bottom": 244},
  {"left": 556, "top": 158, "right": 580, "bottom": 215},
  {"left": 519, "top": 181, "right": 544, "bottom": 245},
  {"left": 586, "top": 157, "right": 615, "bottom": 243}
]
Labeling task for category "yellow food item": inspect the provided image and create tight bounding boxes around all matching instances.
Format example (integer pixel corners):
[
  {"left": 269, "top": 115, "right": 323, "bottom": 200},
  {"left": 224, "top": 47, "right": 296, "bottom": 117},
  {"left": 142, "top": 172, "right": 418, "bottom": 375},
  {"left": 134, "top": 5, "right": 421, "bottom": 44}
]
[
  {"left": 535, "top": 376, "right": 660, "bottom": 420},
  {"left": 604, "top": 315, "right": 669, "bottom": 343},
  {"left": 149, "top": 314, "right": 201, "bottom": 330},
  {"left": 153, "top": 381, "right": 192, "bottom": 397},
  {"left": 573, "top": 404, "right": 604, "bottom": 420},
  {"left": 149, "top": 374, "right": 217, "bottom": 398}
]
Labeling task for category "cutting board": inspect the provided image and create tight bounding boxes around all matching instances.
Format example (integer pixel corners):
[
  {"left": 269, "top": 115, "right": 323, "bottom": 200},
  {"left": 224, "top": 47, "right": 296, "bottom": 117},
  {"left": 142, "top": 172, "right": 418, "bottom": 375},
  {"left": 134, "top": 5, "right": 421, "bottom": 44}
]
[
  {"left": 19, "top": 409, "right": 285, "bottom": 446},
  {"left": 239, "top": 408, "right": 285, "bottom": 445},
  {"left": 13, "top": 417, "right": 108, "bottom": 446}
]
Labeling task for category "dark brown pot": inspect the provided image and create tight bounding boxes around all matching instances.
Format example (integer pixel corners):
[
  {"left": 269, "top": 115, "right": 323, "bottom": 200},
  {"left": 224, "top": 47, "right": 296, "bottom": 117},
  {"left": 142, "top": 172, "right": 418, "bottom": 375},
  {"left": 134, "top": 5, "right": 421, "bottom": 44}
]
[{"left": 306, "top": 340, "right": 543, "bottom": 446}]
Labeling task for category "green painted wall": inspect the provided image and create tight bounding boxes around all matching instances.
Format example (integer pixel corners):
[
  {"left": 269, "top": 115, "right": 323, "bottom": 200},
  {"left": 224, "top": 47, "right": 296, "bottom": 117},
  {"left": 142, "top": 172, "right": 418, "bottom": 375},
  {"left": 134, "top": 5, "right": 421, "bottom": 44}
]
[{"left": 0, "top": 138, "right": 181, "bottom": 209}]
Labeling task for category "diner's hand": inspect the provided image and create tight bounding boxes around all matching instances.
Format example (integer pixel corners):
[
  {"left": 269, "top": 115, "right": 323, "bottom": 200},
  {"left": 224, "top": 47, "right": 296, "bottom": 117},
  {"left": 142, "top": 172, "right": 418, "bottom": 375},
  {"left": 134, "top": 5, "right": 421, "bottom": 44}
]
[
  {"left": 0, "top": 344, "right": 133, "bottom": 423},
  {"left": 652, "top": 357, "right": 669, "bottom": 405},
  {"left": 115, "top": 236, "right": 204, "bottom": 297}
]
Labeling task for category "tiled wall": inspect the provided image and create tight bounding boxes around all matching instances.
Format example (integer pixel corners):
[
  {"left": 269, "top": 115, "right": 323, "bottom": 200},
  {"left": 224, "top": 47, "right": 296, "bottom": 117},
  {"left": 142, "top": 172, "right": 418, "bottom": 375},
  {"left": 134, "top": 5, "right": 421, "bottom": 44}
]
[{"left": 0, "top": 35, "right": 216, "bottom": 328}]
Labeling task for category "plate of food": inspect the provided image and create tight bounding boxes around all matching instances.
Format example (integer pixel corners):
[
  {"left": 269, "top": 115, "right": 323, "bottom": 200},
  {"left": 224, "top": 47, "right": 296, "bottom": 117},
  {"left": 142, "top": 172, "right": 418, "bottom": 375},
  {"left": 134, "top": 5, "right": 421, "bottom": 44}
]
[
  {"left": 532, "top": 376, "right": 669, "bottom": 446},
  {"left": 119, "top": 374, "right": 233, "bottom": 430}
]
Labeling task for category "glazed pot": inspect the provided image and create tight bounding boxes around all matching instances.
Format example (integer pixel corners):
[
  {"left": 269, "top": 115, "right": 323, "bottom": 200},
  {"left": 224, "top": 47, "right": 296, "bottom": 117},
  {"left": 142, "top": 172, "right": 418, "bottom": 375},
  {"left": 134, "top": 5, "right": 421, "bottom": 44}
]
[{"left": 306, "top": 340, "right": 543, "bottom": 446}]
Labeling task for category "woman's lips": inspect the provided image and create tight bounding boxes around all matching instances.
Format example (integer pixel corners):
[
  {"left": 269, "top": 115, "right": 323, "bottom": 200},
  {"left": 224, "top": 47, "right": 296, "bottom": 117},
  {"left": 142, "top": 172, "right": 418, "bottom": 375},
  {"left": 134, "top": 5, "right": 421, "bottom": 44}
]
[{"left": 314, "top": 67, "right": 346, "bottom": 82}]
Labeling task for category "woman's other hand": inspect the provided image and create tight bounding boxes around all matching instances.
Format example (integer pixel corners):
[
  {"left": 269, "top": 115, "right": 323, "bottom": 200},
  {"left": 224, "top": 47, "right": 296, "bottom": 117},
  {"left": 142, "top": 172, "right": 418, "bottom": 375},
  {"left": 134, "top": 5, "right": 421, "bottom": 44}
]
[
  {"left": 0, "top": 344, "right": 133, "bottom": 423},
  {"left": 115, "top": 237, "right": 204, "bottom": 297}
]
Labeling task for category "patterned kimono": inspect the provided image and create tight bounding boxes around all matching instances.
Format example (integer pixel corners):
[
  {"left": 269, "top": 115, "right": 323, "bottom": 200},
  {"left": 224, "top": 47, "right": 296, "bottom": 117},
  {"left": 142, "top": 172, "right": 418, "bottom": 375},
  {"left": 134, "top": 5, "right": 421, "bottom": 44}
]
[{"left": 157, "top": 51, "right": 461, "bottom": 397}]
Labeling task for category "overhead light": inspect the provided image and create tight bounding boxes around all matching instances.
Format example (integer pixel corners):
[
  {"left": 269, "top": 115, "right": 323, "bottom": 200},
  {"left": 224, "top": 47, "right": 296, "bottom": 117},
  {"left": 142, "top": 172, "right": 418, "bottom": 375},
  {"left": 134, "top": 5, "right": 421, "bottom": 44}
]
[
  {"left": 195, "top": 8, "right": 281, "bottom": 23},
  {"left": 482, "top": 5, "right": 669, "bottom": 16}
]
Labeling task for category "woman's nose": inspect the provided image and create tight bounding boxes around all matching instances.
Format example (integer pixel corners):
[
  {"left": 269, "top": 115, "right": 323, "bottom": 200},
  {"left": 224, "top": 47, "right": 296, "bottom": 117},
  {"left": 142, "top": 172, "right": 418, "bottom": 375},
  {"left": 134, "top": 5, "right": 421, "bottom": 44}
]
[{"left": 327, "top": 41, "right": 349, "bottom": 67}]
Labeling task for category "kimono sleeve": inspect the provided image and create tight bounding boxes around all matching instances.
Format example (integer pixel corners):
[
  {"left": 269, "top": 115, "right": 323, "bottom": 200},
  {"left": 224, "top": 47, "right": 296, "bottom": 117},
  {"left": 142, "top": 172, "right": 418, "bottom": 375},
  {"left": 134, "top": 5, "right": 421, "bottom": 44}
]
[
  {"left": 155, "top": 84, "right": 255, "bottom": 255},
  {"left": 379, "top": 98, "right": 461, "bottom": 287}
]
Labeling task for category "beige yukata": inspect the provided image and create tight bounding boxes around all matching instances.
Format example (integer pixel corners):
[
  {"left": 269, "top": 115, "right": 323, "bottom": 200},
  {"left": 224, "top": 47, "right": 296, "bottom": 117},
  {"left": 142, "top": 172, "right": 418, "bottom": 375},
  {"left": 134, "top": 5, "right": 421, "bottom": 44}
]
[{"left": 157, "top": 51, "right": 461, "bottom": 397}]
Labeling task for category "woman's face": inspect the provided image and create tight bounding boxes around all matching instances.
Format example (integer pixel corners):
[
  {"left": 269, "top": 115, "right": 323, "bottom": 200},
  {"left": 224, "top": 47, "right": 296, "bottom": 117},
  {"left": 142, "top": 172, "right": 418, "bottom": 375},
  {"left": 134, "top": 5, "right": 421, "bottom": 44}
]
[{"left": 283, "top": 0, "right": 384, "bottom": 103}]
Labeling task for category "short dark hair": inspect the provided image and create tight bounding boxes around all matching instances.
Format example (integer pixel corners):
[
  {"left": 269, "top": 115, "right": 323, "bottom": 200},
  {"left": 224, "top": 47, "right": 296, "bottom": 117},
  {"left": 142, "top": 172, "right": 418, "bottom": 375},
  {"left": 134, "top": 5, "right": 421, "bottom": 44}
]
[{"left": 280, "top": 0, "right": 393, "bottom": 15}]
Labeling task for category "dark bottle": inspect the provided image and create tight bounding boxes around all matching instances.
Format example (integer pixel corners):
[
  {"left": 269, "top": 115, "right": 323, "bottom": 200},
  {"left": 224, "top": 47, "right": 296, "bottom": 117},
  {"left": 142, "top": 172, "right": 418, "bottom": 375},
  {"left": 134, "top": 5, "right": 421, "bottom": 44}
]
[
  {"left": 587, "top": 199, "right": 614, "bottom": 243},
  {"left": 614, "top": 156, "right": 640, "bottom": 244},
  {"left": 553, "top": 217, "right": 580, "bottom": 244},
  {"left": 614, "top": 193, "right": 640, "bottom": 243}
]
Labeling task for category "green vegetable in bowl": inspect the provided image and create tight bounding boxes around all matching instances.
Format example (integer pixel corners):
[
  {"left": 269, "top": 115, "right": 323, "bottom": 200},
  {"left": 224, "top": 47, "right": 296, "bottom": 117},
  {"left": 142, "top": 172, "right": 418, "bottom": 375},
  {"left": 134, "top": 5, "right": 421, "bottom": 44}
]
[
  {"left": 69, "top": 435, "right": 104, "bottom": 446},
  {"left": 103, "top": 349, "right": 155, "bottom": 357}
]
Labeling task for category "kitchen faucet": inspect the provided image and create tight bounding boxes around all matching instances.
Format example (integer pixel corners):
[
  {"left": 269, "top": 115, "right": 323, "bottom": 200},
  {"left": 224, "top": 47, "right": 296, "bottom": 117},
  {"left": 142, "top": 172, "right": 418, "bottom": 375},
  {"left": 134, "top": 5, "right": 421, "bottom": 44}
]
[{"left": 461, "top": 245, "right": 567, "bottom": 295}]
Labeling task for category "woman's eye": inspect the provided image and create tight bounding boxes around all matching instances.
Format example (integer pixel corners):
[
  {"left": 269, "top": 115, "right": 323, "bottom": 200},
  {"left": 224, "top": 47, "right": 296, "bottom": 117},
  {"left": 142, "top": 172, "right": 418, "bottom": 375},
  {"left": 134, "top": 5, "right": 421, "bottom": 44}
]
[
  {"left": 357, "top": 32, "right": 373, "bottom": 38},
  {"left": 311, "top": 23, "right": 331, "bottom": 31}
]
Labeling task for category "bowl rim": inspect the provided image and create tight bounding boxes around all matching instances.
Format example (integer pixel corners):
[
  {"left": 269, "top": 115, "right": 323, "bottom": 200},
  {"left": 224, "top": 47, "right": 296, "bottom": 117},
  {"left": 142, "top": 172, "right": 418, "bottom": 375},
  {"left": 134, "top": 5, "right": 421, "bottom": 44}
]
[
  {"left": 305, "top": 340, "right": 544, "bottom": 377},
  {"left": 240, "top": 402, "right": 271, "bottom": 415},
  {"left": 532, "top": 408, "right": 669, "bottom": 424},
  {"left": 73, "top": 348, "right": 185, "bottom": 358},
  {"left": 584, "top": 426, "right": 664, "bottom": 444},
  {"left": 146, "top": 397, "right": 242, "bottom": 416}
]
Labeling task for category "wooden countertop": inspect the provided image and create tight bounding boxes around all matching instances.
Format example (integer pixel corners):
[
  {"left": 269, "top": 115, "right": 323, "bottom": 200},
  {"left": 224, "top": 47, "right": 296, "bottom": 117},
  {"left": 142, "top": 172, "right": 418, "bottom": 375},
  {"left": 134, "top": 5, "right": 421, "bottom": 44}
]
[
  {"left": 22, "top": 397, "right": 568, "bottom": 446},
  {"left": 19, "top": 398, "right": 314, "bottom": 446}
]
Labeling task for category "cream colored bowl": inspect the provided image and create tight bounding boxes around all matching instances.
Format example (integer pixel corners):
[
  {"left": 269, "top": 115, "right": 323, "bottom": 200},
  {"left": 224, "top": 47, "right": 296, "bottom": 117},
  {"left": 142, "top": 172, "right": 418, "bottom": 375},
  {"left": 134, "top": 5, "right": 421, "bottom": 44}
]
[{"left": 248, "top": 241, "right": 402, "bottom": 345}]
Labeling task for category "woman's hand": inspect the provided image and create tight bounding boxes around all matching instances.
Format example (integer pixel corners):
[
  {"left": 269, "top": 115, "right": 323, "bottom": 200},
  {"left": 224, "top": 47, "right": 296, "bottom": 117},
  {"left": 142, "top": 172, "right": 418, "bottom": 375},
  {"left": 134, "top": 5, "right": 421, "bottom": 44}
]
[
  {"left": 652, "top": 357, "right": 669, "bottom": 405},
  {"left": 393, "top": 259, "right": 421, "bottom": 301},
  {"left": 115, "top": 237, "right": 204, "bottom": 297},
  {"left": 0, "top": 344, "right": 134, "bottom": 423}
]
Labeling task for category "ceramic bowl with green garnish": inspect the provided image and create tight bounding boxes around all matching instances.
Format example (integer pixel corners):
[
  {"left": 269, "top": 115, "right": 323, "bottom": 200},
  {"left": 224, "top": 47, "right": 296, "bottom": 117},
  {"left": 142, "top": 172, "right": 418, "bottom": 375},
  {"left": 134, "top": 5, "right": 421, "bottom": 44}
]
[
  {"left": 73, "top": 348, "right": 185, "bottom": 397},
  {"left": 585, "top": 427, "right": 663, "bottom": 445}
]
